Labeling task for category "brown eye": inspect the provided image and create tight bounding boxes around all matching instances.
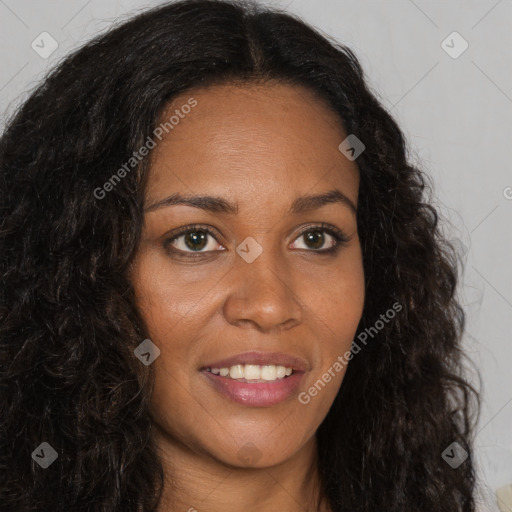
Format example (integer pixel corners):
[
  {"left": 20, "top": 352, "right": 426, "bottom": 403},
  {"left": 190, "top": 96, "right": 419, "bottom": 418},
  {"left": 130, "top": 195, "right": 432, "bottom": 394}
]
[
  {"left": 302, "top": 230, "right": 326, "bottom": 250},
  {"left": 168, "top": 229, "right": 216, "bottom": 252},
  {"left": 164, "top": 225, "right": 225, "bottom": 257},
  {"left": 164, "top": 223, "right": 349, "bottom": 259},
  {"left": 290, "top": 224, "right": 349, "bottom": 254},
  {"left": 181, "top": 230, "right": 209, "bottom": 251}
]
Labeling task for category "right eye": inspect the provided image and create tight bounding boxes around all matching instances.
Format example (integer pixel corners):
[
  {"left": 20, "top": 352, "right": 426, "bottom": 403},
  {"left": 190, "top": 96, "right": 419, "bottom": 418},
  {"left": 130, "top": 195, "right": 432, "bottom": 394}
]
[{"left": 163, "top": 225, "right": 225, "bottom": 257}]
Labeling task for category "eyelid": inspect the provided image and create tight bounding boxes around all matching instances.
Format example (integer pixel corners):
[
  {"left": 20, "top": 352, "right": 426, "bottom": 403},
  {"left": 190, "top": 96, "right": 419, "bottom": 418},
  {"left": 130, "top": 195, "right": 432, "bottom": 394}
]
[
  {"left": 163, "top": 222, "right": 349, "bottom": 257},
  {"left": 165, "top": 223, "right": 224, "bottom": 242},
  {"left": 294, "top": 222, "right": 348, "bottom": 242}
]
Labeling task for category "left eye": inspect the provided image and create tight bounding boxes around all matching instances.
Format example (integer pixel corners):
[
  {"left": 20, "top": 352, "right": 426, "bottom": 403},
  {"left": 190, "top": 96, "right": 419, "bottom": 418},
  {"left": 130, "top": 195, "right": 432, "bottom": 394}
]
[{"left": 290, "top": 228, "right": 339, "bottom": 251}]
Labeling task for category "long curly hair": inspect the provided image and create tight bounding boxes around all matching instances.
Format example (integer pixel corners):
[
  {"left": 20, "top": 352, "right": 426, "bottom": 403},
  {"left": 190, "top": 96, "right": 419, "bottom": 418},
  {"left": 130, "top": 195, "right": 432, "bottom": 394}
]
[{"left": 0, "top": 0, "right": 480, "bottom": 510}]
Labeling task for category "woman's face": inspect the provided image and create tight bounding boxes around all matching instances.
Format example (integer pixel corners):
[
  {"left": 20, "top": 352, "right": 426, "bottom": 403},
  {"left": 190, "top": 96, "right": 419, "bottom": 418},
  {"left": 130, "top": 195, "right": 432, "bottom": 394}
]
[{"left": 130, "top": 82, "right": 365, "bottom": 468}]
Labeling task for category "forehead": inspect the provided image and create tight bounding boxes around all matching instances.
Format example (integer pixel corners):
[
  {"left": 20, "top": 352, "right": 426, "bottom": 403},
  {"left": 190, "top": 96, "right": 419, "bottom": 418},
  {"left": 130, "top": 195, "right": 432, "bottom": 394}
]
[{"left": 144, "top": 82, "right": 359, "bottom": 208}]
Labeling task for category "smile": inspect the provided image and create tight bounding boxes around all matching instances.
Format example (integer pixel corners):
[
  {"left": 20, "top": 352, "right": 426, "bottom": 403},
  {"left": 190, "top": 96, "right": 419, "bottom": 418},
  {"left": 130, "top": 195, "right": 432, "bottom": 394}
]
[{"left": 200, "top": 367, "right": 305, "bottom": 407}]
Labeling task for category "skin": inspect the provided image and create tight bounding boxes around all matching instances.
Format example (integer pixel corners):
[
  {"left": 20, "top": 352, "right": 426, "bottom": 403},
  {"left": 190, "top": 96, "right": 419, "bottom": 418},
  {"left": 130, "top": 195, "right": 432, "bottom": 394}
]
[{"left": 129, "top": 82, "right": 365, "bottom": 512}]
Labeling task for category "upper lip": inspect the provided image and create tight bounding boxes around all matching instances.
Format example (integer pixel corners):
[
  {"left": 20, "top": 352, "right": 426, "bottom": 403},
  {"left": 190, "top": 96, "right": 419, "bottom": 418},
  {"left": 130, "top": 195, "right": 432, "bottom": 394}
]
[{"left": 201, "top": 351, "right": 309, "bottom": 372}]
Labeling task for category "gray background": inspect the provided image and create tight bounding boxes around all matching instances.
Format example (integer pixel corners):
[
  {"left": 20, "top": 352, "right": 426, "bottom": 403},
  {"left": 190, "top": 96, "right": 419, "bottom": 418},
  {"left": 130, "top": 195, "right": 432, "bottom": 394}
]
[{"left": 0, "top": 1, "right": 510, "bottom": 510}]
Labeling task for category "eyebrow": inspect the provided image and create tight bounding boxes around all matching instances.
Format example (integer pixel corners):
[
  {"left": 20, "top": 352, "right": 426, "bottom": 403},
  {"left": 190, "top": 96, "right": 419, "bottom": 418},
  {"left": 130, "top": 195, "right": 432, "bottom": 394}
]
[{"left": 144, "top": 188, "right": 357, "bottom": 216}]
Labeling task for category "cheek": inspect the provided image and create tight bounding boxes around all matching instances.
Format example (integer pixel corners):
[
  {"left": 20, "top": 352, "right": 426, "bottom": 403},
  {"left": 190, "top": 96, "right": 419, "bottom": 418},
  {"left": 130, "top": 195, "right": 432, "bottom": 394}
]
[
  {"left": 307, "top": 246, "right": 365, "bottom": 334},
  {"left": 130, "top": 251, "right": 226, "bottom": 397},
  {"left": 130, "top": 252, "right": 216, "bottom": 333},
  {"left": 303, "top": 246, "right": 365, "bottom": 377}
]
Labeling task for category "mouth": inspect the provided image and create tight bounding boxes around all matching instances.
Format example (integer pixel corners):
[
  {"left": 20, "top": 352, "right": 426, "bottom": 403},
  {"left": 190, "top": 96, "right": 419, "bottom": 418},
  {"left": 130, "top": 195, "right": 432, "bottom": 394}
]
[{"left": 199, "top": 351, "right": 308, "bottom": 407}]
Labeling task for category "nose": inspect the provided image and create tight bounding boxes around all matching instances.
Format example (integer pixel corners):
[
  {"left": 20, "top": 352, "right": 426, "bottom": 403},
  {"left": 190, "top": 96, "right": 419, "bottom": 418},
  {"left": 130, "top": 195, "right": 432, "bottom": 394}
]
[{"left": 222, "top": 252, "right": 303, "bottom": 333}]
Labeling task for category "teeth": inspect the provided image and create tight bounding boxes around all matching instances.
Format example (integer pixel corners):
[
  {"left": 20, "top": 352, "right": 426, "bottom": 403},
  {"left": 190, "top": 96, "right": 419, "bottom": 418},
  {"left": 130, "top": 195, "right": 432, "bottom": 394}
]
[
  {"left": 208, "top": 364, "right": 294, "bottom": 382},
  {"left": 261, "top": 365, "right": 276, "bottom": 380},
  {"left": 244, "top": 364, "right": 261, "bottom": 380},
  {"left": 229, "top": 364, "right": 244, "bottom": 379}
]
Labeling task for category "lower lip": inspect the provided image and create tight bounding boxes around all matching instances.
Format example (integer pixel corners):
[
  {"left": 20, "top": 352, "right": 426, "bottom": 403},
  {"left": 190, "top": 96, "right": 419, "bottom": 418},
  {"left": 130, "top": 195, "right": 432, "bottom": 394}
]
[{"left": 201, "top": 370, "right": 304, "bottom": 407}]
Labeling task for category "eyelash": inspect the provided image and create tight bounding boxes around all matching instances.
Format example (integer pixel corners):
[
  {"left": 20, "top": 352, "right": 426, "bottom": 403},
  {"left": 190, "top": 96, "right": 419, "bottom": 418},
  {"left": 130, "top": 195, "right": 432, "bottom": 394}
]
[{"left": 163, "top": 223, "right": 350, "bottom": 259}]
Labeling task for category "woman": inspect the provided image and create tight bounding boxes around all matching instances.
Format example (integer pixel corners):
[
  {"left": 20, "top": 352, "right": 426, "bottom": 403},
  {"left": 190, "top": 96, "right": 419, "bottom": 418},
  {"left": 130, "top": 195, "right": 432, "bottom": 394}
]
[{"left": 0, "top": 0, "right": 480, "bottom": 510}]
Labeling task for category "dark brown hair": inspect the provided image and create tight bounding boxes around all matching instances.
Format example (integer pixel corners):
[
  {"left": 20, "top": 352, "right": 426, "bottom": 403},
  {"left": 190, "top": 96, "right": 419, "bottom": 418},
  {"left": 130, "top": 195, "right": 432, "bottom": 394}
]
[{"left": 0, "top": 1, "right": 480, "bottom": 510}]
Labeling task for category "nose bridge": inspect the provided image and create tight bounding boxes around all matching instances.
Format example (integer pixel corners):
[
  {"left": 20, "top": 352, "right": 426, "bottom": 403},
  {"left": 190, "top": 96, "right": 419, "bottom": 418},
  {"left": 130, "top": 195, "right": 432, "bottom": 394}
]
[{"left": 222, "top": 239, "right": 302, "bottom": 331}]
